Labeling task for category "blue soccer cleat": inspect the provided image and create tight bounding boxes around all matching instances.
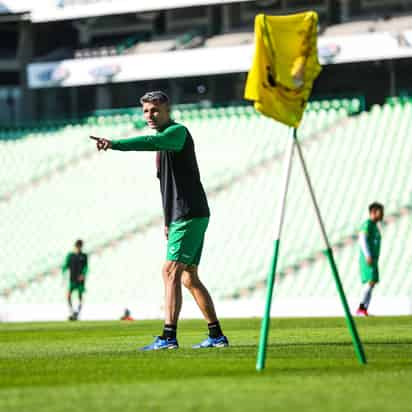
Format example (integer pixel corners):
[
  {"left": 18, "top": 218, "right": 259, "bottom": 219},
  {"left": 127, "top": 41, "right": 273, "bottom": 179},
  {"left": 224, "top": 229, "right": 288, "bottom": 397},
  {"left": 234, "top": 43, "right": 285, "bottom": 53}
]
[
  {"left": 139, "top": 336, "right": 179, "bottom": 351},
  {"left": 192, "top": 335, "right": 229, "bottom": 349}
]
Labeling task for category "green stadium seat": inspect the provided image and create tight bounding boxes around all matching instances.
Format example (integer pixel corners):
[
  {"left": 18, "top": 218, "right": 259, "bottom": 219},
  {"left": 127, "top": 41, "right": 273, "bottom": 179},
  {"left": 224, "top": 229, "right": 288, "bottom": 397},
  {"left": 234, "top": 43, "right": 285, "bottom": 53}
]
[{"left": 2, "top": 99, "right": 388, "bottom": 309}]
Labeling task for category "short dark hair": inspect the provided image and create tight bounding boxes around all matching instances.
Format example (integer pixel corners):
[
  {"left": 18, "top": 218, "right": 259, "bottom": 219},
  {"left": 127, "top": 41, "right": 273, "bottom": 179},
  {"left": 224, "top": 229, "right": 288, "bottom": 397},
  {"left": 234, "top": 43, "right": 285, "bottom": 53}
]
[
  {"left": 369, "top": 202, "right": 384, "bottom": 213},
  {"left": 75, "top": 239, "right": 83, "bottom": 248},
  {"left": 140, "top": 91, "right": 169, "bottom": 105}
]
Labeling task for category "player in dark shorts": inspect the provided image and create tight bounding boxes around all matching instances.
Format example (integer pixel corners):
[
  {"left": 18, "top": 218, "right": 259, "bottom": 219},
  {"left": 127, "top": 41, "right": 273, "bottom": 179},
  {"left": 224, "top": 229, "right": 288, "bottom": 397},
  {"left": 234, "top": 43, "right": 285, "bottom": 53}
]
[
  {"left": 62, "top": 239, "right": 88, "bottom": 320},
  {"left": 90, "top": 91, "right": 228, "bottom": 350}
]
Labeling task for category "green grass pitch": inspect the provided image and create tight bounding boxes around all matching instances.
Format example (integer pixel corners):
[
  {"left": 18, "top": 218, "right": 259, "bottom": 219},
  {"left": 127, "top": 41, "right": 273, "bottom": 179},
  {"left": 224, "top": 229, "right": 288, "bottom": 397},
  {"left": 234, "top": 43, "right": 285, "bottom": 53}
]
[{"left": 1, "top": 317, "right": 411, "bottom": 412}]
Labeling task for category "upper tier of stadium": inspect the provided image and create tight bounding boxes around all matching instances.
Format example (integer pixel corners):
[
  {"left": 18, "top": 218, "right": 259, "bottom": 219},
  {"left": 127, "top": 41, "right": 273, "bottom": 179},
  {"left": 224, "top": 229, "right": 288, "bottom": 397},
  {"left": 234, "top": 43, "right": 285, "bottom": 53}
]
[
  {"left": 3, "top": 0, "right": 412, "bottom": 23},
  {"left": 29, "top": 13, "right": 412, "bottom": 62},
  {"left": 3, "top": 0, "right": 412, "bottom": 127}
]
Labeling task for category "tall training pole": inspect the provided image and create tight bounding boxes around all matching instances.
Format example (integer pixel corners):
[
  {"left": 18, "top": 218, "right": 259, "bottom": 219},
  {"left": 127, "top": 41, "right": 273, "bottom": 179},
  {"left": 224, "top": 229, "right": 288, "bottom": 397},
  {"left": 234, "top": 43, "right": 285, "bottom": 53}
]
[
  {"left": 256, "top": 128, "right": 295, "bottom": 371},
  {"left": 294, "top": 133, "right": 367, "bottom": 365}
]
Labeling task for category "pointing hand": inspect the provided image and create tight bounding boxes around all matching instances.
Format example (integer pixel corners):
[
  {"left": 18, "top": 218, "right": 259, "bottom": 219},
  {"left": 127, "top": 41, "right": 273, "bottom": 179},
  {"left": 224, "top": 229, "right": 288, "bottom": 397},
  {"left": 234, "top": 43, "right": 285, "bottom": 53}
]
[{"left": 90, "top": 136, "right": 112, "bottom": 151}]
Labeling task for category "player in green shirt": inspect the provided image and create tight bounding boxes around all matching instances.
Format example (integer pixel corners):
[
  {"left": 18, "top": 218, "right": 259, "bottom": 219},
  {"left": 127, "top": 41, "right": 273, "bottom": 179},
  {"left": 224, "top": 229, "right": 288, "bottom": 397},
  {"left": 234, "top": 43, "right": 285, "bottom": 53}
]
[
  {"left": 90, "top": 91, "right": 228, "bottom": 350},
  {"left": 62, "top": 239, "right": 89, "bottom": 320},
  {"left": 356, "top": 202, "right": 384, "bottom": 316}
]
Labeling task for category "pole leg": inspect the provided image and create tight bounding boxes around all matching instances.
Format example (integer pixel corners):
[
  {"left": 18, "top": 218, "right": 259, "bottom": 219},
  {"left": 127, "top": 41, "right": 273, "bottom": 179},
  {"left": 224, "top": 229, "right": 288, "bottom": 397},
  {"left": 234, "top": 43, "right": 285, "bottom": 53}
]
[
  {"left": 294, "top": 134, "right": 367, "bottom": 365},
  {"left": 256, "top": 129, "right": 295, "bottom": 371}
]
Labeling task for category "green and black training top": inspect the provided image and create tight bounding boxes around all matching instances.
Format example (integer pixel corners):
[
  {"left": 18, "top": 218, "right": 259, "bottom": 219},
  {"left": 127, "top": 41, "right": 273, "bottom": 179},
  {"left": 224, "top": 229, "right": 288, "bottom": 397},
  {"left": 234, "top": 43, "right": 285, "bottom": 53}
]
[
  {"left": 62, "top": 252, "right": 88, "bottom": 283},
  {"left": 111, "top": 122, "right": 210, "bottom": 226}
]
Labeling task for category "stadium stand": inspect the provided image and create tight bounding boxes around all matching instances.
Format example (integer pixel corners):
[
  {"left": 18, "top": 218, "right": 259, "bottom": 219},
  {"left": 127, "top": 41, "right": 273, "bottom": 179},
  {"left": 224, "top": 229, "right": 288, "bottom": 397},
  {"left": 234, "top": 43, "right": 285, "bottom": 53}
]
[
  {"left": 0, "top": 118, "right": 137, "bottom": 199},
  {"left": 246, "top": 207, "right": 412, "bottom": 307},
  {"left": 0, "top": 99, "right": 357, "bottom": 200},
  {"left": 33, "top": 29, "right": 208, "bottom": 62},
  {"left": 202, "top": 102, "right": 412, "bottom": 298},
  {"left": 204, "top": 31, "right": 254, "bottom": 48},
  {"left": 29, "top": 8, "right": 412, "bottom": 66},
  {"left": 72, "top": 30, "right": 206, "bottom": 59},
  {"left": 129, "top": 36, "right": 177, "bottom": 54},
  {"left": 323, "top": 13, "right": 412, "bottom": 35},
  {"left": 0, "top": 101, "right": 352, "bottom": 295},
  {"left": 1, "top": 99, "right": 410, "bottom": 318}
]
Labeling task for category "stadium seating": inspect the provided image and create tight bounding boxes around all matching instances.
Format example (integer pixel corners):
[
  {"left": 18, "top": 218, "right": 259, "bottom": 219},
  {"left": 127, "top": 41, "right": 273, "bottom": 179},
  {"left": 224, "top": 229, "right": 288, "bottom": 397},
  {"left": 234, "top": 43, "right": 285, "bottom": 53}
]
[
  {"left": 199, "top": 102, "right": 412, "bottom": 299},
  {"left": 324, "top": 13, "right": 412, "bottom": 36},
  {"left": 73, "top": 30, "right": 206, "bottom": 60},
  {"left": 204, "top": 32, "right": 254, "bottom": 48},
  {"left": 0, "top": 102, "right": 346, "bottom": 294},
  {"left": 130, "top": 37, "right": 176, "bottom": 55},
  {"left": 2, "top": 99, "right": 410, "bottom": 316},
  {"left": 247, "top": 209, "right": 412, "bottom": 303},
  {"left": 50, "top": 29, "right": 254, "bottom": 61},
  {"left": 0, "top": 120, "right": 137, "bottom": 198},
  {"left": 0, "top": 101, "right": 351, "bottom": 198}
]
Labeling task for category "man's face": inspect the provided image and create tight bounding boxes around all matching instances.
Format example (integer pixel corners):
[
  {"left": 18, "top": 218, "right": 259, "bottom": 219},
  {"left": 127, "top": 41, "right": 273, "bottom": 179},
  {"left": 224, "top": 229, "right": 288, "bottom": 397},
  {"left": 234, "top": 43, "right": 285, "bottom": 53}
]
[
  {"left": 370, "top": 208, "right": 384, "bottom": 222},
  {"left": 143, "top": 101, "right": 170, "bottom": 130}
]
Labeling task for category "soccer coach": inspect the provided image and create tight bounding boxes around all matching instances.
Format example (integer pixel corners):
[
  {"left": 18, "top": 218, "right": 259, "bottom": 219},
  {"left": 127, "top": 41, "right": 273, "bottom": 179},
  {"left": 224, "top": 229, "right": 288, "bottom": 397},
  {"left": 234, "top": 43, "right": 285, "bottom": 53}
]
[{"left": 90, "top": 91, "right": 228, "bottom": 350}]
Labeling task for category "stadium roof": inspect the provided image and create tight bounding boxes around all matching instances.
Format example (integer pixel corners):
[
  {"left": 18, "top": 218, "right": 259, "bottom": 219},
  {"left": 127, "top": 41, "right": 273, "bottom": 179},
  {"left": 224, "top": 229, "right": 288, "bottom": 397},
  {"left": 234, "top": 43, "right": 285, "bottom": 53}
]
[{"left": 0, "top": 0, "right": 253, "bottom": 23}]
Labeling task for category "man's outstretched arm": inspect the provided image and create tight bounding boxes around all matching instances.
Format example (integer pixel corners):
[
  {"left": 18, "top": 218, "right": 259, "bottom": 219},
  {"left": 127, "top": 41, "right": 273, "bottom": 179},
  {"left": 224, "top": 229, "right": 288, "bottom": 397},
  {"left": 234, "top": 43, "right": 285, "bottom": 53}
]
[{"left": 90, "top": 124, "right": 186, "bottom": 152}]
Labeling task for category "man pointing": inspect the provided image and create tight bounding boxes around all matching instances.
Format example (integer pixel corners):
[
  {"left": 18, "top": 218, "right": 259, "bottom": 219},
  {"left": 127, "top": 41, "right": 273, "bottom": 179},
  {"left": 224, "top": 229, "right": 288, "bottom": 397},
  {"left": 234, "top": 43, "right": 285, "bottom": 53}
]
[{"left": 91, "top": 91, "right": 228, "bottom": 350}]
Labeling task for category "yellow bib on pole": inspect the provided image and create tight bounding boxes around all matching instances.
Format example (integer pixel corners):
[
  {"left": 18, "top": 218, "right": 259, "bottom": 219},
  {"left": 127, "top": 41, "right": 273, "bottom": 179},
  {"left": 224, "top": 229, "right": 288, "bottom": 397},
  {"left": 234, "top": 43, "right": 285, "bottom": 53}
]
[{"left": 244, "top": 12, "right": 322, "bottom": 128}]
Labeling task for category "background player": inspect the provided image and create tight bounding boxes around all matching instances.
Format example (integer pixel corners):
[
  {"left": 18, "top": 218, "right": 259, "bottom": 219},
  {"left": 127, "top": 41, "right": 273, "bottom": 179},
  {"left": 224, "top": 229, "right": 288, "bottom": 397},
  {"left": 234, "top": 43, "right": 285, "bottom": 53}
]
[
  {"left": 90, "top": 91, "right": 229, "bottom": 350},
  {"left": 356, "top": 202, "right": 384, "bottom": 316},
  {"left": 62, "top": 239, "right": 89, "bottom": 320}
]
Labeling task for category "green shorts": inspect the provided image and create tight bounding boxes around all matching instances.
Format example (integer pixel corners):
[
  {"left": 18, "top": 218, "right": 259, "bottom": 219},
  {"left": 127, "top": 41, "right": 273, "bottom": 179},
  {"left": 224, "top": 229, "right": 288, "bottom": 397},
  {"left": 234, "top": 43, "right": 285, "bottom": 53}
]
[
  {"left": 167, "top": 217, "right": 209, "bottom": 266},
  {"left": 360, "top": 257, "right": 379, "bottom": 284},
  {"left": 69, "top": 281, "right": 85, "bottom": 293}
]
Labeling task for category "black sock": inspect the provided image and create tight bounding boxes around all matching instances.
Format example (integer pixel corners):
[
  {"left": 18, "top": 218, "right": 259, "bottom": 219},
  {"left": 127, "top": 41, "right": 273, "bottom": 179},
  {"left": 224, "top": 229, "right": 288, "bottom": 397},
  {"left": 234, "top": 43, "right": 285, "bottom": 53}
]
[
  {"left": 208, "top": 321, "right": 223, "bottom": 338},
  {"left": 359, "top": 304, "right": 366, "bottom": 310},
  {"left": 162, "top": 324, "right": 177, "bottom": 340}
]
